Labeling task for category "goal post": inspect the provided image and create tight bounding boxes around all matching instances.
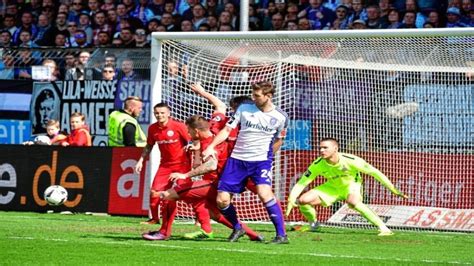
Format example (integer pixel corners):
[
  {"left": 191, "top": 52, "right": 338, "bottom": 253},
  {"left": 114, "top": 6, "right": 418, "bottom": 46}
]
[{"left": 151, "top": 28, "right": 474, "bottom": 232}]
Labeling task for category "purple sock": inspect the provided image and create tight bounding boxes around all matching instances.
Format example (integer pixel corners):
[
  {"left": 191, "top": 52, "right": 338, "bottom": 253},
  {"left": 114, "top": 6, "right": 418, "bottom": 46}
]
[
  {"left": 265, "top": 198, "right": 286, "bottom": 237},
  {"left": 219, "top": 204, "right": 242, "bottom": 230}
]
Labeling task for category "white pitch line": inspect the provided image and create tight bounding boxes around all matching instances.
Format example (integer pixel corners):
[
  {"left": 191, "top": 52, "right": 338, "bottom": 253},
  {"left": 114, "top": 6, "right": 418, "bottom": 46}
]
[{"left": 4, "top": 236, "right": 472, "bottom": 265}]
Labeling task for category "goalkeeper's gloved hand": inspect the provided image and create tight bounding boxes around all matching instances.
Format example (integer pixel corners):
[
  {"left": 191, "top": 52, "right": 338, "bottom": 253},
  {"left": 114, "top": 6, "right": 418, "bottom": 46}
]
[
  {"left": 394, "top": 189, "right": 409, "bottom": 199},
  {"left": 285, "top": 198, "right": 298, "bottom": 217}
]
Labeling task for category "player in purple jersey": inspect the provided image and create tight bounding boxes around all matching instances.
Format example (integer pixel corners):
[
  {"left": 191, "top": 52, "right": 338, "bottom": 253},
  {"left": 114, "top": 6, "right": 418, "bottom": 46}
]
[{"left": 202, "top": 81, "right": 289, "bottom": 244}]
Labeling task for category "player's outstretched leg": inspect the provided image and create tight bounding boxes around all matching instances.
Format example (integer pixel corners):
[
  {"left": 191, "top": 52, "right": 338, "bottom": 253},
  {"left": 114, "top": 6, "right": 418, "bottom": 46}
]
[{"left": 352, "top": 202, "right": 393, "bottom": 236}]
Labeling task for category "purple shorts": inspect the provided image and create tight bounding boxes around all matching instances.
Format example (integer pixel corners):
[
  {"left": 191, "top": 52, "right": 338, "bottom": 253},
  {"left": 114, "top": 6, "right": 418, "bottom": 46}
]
[{"left": 217, "top": 157, "right": 273, "bottom": 194}]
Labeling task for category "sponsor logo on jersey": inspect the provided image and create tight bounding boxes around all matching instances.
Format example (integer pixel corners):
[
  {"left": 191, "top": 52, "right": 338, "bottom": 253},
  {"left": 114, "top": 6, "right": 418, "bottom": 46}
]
[
  {"left": 156, "top": 139, "right": 179, "bottom": 144},
  {"left": 244, "top": 121, "right": 274, "bottom": 132}
]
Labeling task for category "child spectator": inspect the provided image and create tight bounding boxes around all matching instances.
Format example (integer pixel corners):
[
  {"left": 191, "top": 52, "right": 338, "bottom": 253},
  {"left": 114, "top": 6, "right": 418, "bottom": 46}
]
[
  {"left": 62, "top": 112, "right": 92, "bottom": 147},
  {"left": 24, "top": 120, "right": 68, "bottom": 145}
]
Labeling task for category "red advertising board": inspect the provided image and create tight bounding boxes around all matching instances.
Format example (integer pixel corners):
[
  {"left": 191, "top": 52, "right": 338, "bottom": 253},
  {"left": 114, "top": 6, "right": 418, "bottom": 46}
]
[{"left": 108, "top": 147, "right": 149, "bottom": 216}]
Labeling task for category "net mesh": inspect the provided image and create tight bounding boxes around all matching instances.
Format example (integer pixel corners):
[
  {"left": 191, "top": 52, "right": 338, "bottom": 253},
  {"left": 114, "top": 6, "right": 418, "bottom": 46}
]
[{"left": 155, "top": 30, "right": 474, "bottom": 232}]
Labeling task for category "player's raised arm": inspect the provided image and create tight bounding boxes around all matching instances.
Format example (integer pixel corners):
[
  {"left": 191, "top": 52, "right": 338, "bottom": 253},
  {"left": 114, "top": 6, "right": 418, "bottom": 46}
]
[
  {"left": 355, "top": 158, "right": 408, "bottom": 199},
  {"left": 190, "top": 82, "right": 227, "bottom": 114}
]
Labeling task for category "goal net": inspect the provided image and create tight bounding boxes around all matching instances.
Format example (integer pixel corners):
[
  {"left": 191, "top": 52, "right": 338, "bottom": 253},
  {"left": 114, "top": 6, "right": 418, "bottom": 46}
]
[{"left": 151, "top": 29, "right": 474, "bottom": 232}]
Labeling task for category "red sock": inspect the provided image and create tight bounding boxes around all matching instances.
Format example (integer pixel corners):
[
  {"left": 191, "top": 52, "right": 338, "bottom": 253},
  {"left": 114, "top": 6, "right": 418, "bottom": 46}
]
[
  {"left": 159, "top": 200, "right": 177, "bottom": 237},
  {"left": 149, "top": 195, "right": 161, "bottom": 221},
  {"left": 193, "top": 201, "right": 212, "bottom": 233}
]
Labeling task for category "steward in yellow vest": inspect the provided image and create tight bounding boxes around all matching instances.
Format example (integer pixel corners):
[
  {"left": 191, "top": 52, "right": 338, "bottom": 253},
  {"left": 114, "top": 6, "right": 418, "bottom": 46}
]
[{"left": 108, "top": 96, "right": 146, "bottom": 147}]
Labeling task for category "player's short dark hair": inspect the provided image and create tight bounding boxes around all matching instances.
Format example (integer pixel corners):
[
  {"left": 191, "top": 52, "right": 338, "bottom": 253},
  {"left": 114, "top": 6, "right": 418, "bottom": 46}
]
[
  {"left": 154, "top": 102, "right": 170, "bottom": 110},
  {"left": 321, "top": 137, "right": 339, "bottom": 148},
  {"left": 185, "top": 115, "right": 209, "bottom": 130},
  {"left": 252, "top": 81, "right": 275, "bottom": 96},
  {"left": 229, "top": 95, "right": 252, "bottom": 110}
]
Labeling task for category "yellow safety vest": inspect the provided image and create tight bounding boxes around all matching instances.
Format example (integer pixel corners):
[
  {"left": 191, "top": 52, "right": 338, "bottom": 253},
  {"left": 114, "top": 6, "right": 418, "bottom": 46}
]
[{"left": 108, "top": 110, "right": 146, "bottom": 147}]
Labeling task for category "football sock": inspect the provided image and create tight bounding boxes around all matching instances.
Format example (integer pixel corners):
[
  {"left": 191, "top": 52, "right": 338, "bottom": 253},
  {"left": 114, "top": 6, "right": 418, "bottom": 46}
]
[
  {"left": 219, "top": 204, "right": 242, "bottom": 230},
  {"left": 149, "top": 194, "right": 161, "bottom": 221},
  {"left": 193, "top": 201, "right": 212, "bottom": 233},
  {"left": 265, "top": 198, "right": 286, "bottom": 236},
  {"left": 299, "top": 204, "right": 317, "bottom": 222},
  {"left": 159, "top": 200, "right": 177, "bottom": 236},
  {"left": 353, "top": 202, "right": 386, "bottom": 229}
]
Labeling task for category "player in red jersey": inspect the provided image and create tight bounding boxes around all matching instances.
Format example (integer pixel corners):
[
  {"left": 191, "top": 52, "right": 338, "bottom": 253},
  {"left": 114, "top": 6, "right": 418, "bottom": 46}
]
[
  {"left": 153, "top": 115, "right": 263, "bottom": 241},
  {"left": 135, "top": 102, "right": 192, "bottom": 240}
]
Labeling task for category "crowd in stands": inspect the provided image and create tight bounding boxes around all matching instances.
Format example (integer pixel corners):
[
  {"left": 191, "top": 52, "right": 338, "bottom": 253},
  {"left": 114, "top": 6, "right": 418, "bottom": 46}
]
[
  {"left": 0, "top": 0, "right": 471, "bottom": 48},
  {"left": 0, "top": 0, "right": 472, "bottom": 80}
]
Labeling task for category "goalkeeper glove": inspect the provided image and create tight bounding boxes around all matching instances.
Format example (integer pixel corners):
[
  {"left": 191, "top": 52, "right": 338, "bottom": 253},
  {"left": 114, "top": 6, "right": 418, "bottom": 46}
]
[
  {"left": 285, "top": 198, "right": 298, "bottom": 217},
  {"left": 393, "top": 188, "right": 409, "bottom": 199}
]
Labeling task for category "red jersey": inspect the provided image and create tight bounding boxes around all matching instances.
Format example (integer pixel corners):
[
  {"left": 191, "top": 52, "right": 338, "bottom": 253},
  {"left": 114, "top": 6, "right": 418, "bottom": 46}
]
[
  {"left": 200, "top": 134, "right": 228, "bottom": 182},
  {"left": 147, "top": 118, "right": 191, "bottom": 167},
  {"left": 209, "top": 112, "right": 239, "bottom": 153},
  {"left": 66, "top": 125, "right": 92, "bottom": 146}
]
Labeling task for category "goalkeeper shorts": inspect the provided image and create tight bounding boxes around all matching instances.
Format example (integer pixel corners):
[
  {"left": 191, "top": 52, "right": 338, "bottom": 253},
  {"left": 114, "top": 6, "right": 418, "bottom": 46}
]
[{"left": 313, "top": 181, "right": 362, "bottom": 207}]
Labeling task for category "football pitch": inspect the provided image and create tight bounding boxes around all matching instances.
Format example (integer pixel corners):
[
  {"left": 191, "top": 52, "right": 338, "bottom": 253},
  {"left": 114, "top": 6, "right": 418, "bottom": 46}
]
[{"left": 0, "top": 211, "right": 472, "bottom": 265}]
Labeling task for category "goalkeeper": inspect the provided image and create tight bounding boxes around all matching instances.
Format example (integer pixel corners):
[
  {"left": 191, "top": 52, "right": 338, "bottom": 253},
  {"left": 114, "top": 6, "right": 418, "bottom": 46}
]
[{"left": 286, "top": 138, "right": 408, "bottom": 236}]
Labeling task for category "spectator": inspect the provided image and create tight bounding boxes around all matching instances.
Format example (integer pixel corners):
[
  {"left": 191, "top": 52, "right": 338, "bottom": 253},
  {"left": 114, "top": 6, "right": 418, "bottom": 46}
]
[
  {"left": 198, "top": 23, "right": 211, "bottom": 31},
  {"left": 40, "top": 5, "right": 56, "bottom": 22},
  {"left": 101, "top": 64, "right": 116, "bottom": 80},
  {"left": 69, "top": 0, "right": 85, "bottom": 22},
  {"left": 101, "top": 0, "right": 116, "bottom": 11},
  {"left": 134, "top": 28, "right": 150, "bottom": 48},
  {"left": 298, "top": 18, "right": 313, "bottom": 30},
  {"left": 119, "top": 58, "right": 142, "bottom": 81},
  {"left": 0, "top": 30, "right": 12, "bottom": 47},
  {"left": 18, "top": 30, "right": 39, "bottom": 48},
  {"left": 92, "top": 11, "right": 112, "bottom": 45},
  {"left": 112, "top": 37, "right": 123, "bottom": 47},
  {"left": 285, "top": 3, "right": 299, "bottom": 22},
  {"left": 61, "top": 53, "right": 77, "bottom": 77},
  {"left": 4, "top": 4, "right": 20, "bottom": 21},
  {"left": 423, "top": 22, "right": 435, "bottom": 28},
  {"left": 180, "top": 19, "right": 194, "bottom": 31},
  {"left": 78, "top": 12, "right": 94, "bottom": 45},
  {"left": 164, "top": 0, "right": 181, "bottom": 19},
  {"left": 297, "top": 0, "right": 336, "bottom": 30},
  {"left": 34, "top": 14, "right": 53, "bottom": 46},
  {"left": 71, "top": 29, "right": 91, "bottom": 48},
  {"left": 191, "top": 4, "right": 208, "bottom": 30},
  {"left": 87, "top": 0, "right": 101, "bottom": 17},
  {"left": 116, "top": 4, "right": 129, "bottom": 21},
  {"left": 0, "top": 53, "right": 15, "bottom": 79},
  {"left": 160, "top": 12, "right": 178, "bottom": 31},
  {"left": 218, "top": 23, "right": 234, "bottom": 31},
  {"left": 97, "top": 31, "right": 111, "bottom": 46},
  {"left": 40, "top": 59, "right": 61, "bottom": 81},
  {"left": 218, "top": 11, "right": 234, "bottom": 30},
  {"left": 2, "top": 14, "right": 19, "bottom": 36},
  {"left": 460, "top": 0, "right": 471, "bottom": 22},
  {"left": 65, "top": 51, "right": 90, "bottom": 80},
  {"left": 399, "top": 11, "right": 417, "bottom": 28},
  {"left": 366, "top": 5, "right": 385, "bottom": 29},
  {"left": 62, "top": 112, "right": 92, "bottom": 147},
  {"left": 54, "top": 33, "right": 68, "bottom": 47},
  {"left": 378, "top": 0, "right": 391, "bottom": 26},
  {"left": 207, "top": 15, "right": 219, "bottom": 31},
  {"left": 285, "top": 19, "right": 299, "bottom": 30},
  {"left": 446, "top": 7, "right": 468, "bottom": 27},
  {"left": 65, "top": 21, "right": 79, "bottom": 46},
  {"left": 50, "top": 12, "right": 69, "bottom": 41},
  {"left": 182, "top": 0, "right": 200, "bottom": 20},
  {"left": 107, "top": 10, "right": 120, "bottom": 33},
  {"left": 348, "top": 0, "right": 368, "bottom": 24},
  {"left": 24, "top": 120, "right": 67, "bottom": 146},
  {"left": 427, "top": 10, "right": 443, "bottom": 27},
  {"left": 350, "top": 18, "right": 367, "bottom": 29},
  {"left": 12, "top": 11, "right": 38, "bottom": 45},
  {"left": 148, "top": 0, "right": 165, "bottom": 17},
  {"left": 386, "top": 9, "right": 402, "bottom": 29},
  {"left": 119, "top": 27, "right": 136, "bottom": 48},
  {"left": 330, "top": 5, "right": 350, "bottom": 29},
  {"left": 130, "top": 0, "right": 155, "bottom": 26},
  {"left": 58, "top": 4, "right": 70, "bottom": 15},
  {"left": 224, "top": 2, "right": 239, "bottom": 29},
  {"left": 122, "top": 0, "right": 136, "bottom": 14},
  {"left": 404, "top": 0, "right": 426, "bottom": 28},
  {"left": 271, "top": 12, "right": 285, "bottom": 30}
]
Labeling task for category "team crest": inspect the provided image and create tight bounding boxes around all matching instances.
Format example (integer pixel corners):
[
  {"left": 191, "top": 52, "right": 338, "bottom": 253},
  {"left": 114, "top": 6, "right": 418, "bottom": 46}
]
[
  {"left": 270, "top": 117, "right": 277, "bottom": 126},
  {"left": 167, "top": 130, "right": 174, "bottom": 137},
  {"left": 213, "top": 116, "right": 222, "bottom": 122}
]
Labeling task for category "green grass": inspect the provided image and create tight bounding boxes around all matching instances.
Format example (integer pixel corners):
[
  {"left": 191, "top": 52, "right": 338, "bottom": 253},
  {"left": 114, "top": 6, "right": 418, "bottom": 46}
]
[{"left": 0, "top": 211, "right": 472, "bottom": 265}]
